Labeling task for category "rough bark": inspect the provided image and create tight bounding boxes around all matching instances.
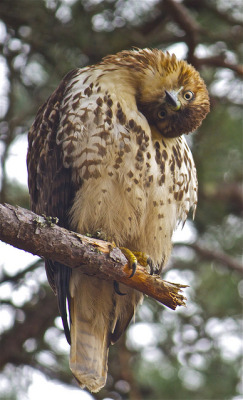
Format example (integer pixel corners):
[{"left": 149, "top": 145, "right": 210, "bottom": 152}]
[{"left": 0, "top": 203, "right": 188, "bottom": 310}]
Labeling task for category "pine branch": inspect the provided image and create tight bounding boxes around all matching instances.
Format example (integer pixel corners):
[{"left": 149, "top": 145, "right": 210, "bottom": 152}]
[{"left": 0, "top": 203, "right": 187, "bottom": 310}]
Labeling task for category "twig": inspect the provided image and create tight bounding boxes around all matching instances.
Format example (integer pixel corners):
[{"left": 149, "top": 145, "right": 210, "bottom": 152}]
[
  {"left": 196, "top": 56, "right": 243, "bottom": 77},
  {"left": 174, "top": 242, "right": 243, "bottom": 275},
  {"left": 163, "top": 0, "right": 201, "bottom": 59},
  {"left": 0, "top": 203, "right": 188, "bottom": 310},
  {"left": 0, "top": 260, "right": 42, "bottom": 284}
]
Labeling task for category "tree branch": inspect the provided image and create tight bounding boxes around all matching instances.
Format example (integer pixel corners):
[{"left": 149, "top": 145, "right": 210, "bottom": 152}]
[
  {"left": 196, "top": 56, "right": 243, "bottom": 77},
  {"left": 174, "top": 242, "right": 243, "bottom": 275},
  {"left": 163, "top": 0, "right": 201, "bottom": 60},
  {"left": 1, "top": 260, "right": 42, "bottom": 284},
  {"left": 0, "top": 203, "right": 187, "bottom": 310}
]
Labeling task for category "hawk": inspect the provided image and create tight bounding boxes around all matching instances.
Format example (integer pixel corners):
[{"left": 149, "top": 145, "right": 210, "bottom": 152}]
[{"left": 27, "top": 48, "right": 210, "bottom": 392}]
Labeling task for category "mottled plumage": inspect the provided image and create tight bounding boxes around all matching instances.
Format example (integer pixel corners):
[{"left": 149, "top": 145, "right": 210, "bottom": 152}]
[{"left": 27, "top": 48, "right": 210, "bottom": 392}]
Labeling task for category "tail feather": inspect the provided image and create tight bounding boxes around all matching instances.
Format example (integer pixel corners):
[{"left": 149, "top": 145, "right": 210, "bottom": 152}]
[
  {"left": 69, "top": 270, "right": 142, "bottom": 392},
  {"left": 69, "top": 296, "right": 109, "bottom": 392}
]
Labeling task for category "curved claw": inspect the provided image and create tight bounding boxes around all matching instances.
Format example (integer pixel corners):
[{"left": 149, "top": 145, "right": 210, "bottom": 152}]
[
  {"left": 147, "top": 257, "right": 155, "bottom": 275},
  {"left": 129, "top": 261, "right": 137, "bottom": 278},
  {"left": 119, "top": 247, "right": 156, "bottom": 277},
  {"left": 147, "top": 257, "right": 161, "bottom": 275},
  {"left": 119, "top": 247, "right": 138, "bottom": 278},
  {"left": 114, "top": 280, "right": 126, "bottom": 296}
]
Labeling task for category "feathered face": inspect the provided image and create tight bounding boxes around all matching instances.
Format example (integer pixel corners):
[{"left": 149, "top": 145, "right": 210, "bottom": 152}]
[
  {"left": 136, "top": 50, "right": 210, "bottom": 138},
  {"left": 137, "top": 81, "right": 210, "bottom": 138},
  {"left": 102, "top": 49, "right": 210, "bottom": 138}
]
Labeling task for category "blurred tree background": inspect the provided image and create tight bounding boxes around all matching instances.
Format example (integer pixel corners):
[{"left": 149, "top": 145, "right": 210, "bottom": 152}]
[{"left": 0, "top": 0, "right": 242, "bottom": 399}]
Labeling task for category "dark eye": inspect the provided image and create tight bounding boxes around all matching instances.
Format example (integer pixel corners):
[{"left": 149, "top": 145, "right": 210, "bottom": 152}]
[
  {"left": 183, "top": 90, "right": 194, "bottom": 101},
  {"left": 158, "top": 109, "right": 167, "bottom": 119}
]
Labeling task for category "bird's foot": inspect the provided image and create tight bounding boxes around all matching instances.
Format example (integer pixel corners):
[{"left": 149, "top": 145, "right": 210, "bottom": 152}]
[
  {"left": 113, "top": 248, "right": 157, "bottom": 296},
  {"left": 119, "top": 247, "right": 137, "bottom": 278},
  {"left": 86, "top": 232, "right": 158, "bottom": 292},
  {"left": 119, "top": 248, "right": 157, "bottom": 277}
]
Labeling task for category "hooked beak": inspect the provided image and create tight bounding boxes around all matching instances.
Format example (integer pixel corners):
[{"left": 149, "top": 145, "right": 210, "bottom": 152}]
[{"left": 165, "top": 90, "right": 181, "bottom": 111}]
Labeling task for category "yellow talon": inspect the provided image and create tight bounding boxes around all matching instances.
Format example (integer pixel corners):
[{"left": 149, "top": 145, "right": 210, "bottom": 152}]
[
  {"left": 132, "top": 251, "right": 149, "bottom": 268},
  {"left": 119, "top": 248, "right": 155, "bottom": 277},
  {"left": 132, "top": 251, "right": 156, "bottom": 275},
  {"left": 119, "top": 247, "right": 137, "bottom": 277}
]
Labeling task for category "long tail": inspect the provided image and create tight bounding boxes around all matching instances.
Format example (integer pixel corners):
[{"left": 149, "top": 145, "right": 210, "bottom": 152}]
[
  {"left": 69, "top": 300, "right": 109, "bottom": 391},
  {"left": 69, "top": 270, "right": 142, "bottom": 392}
]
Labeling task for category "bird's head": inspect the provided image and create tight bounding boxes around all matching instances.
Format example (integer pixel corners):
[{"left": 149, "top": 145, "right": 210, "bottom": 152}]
[
  {"left": 135, "top": 49, "right": 210, "bottom": 138},
  {"left": 102, "top": 48, "right": 210, "bottom": 138}
]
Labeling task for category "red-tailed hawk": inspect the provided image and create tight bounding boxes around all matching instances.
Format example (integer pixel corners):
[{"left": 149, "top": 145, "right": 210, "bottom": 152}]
[{"left": 27, "top": 48, "right": 210, "bottom": 392}]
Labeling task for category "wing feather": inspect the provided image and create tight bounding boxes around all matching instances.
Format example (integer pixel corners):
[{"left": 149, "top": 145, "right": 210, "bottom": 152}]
[{"left": 27, "top": 69, "right": 80, "bottom": 343}]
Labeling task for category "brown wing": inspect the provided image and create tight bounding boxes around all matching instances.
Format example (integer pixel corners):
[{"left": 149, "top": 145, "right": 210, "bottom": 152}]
[{"left": 27, "top": 69, "right": 80, "bottom": 344}]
